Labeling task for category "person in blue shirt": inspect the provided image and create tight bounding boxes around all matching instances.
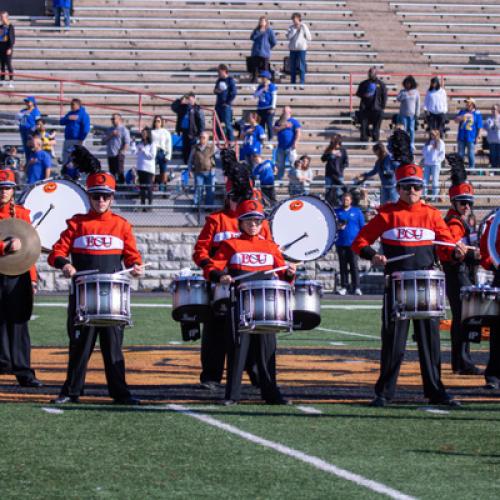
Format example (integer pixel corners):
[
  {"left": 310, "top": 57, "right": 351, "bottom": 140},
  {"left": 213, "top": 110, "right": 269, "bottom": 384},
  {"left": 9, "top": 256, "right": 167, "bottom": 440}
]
[
  {"left": 355, "top": 142, "right": 399, "bottom": 205},
  {"left": 249, "top": 16, "right": 276, "bottom": 83},
  {"left": 239, "top": 111, "right": 266, "bottom": 165},
  {"left": 25, "top": 136, "right": 51, "bottom": 184},
  {"left": 53, "top": 0, "right": 71, "bottom": 29},
  {"left": 214, "top": 64, "right": 237, "bottom": 142},
  {"left": 254, "top": 70, "right": 277, "bottom": 140},
  {"left": 17, "top": 96, "right": 41, "bottom": 161},
  {"left": 335, "top": 192, "right": 365, "bottom": 295},
  {"left": 454, "top": 98, "right": 483, "bottom": 170},
  {"left": 60, "top": 98, "right": 91, "bottom": 164},
  {"left": 250, "top": 152, "right": 276, "bottom": 203},
  {"left": 273, "top": 106, "right": 301, "bottom": 180}
]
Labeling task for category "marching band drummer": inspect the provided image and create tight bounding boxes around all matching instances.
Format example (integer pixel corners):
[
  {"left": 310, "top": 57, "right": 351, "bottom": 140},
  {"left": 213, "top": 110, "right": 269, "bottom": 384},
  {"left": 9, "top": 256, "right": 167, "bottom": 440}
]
[
  {"left": 48, "top": 172, "right": 144, "bottom": 405},
  {"left": 204, "top": 199, "right": 295, "bottom": 406},
  {"left": 192, "top": 155, "right": 272, "bottom": 389},
  {"left": 440, "top": 154, "right": 482, "bottom": 375},
  {"left": 0, "top": 169, "right": 42, "bottom": 388},
  {"left": 352, "top": 164, "right": 466, "bottom": 407},
  {"left": 479, "top": 213, "right": 500, "bottom": 390}
]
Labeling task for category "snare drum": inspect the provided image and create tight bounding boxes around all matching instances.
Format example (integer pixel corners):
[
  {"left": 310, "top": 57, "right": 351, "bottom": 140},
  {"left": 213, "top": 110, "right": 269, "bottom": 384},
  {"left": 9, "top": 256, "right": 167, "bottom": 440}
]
[
  {"left": 211, "top": 283, "right": 231, "bottom": 316},
  {"left": 238, "top": 280, "right": 292, "bottom": 334},
  {"left": 75, "top": 273, "right": 131, "bottom": 326},
  {"left": 292, "top": 280, "right": 322, "bottom": 330},
  {"left": 461, "top": 286, "right": 499, "bottom": 338},
  {"left": 171, "top": 276, "right": 210, "bottom": 322},
  {"left": 391, "top": 270, "right": 446, "bottom": 320}
]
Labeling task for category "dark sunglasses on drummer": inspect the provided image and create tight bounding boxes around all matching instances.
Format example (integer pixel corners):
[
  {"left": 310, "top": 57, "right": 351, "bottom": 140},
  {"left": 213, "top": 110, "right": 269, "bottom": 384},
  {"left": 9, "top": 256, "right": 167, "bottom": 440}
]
[
  {"left": 90, "top": 193, "right": 113, "bottom": 201},
  {"left": 399, "top": 184, "right": 423, "bottom": 192},
  {"left": 458, "top": 200, "right": 473, "bottom": 207}
]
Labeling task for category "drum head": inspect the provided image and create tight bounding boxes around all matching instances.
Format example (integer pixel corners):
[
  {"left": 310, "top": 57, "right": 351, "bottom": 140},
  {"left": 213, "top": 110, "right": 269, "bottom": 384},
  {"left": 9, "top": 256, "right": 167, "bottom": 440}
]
[
  {"left": 270, "top": 196, "right": 336, "bottom": 261},
  {"left": 20, "top": 179, "right": 90, "bottom": 251}
]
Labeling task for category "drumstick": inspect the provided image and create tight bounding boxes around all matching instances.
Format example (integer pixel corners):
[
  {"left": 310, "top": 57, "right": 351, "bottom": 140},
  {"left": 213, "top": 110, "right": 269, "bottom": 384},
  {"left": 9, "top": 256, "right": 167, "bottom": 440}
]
[
  {"left": 281, "top": 232, "right": 309, "bottom": 251},
  {"left": 432, "top": 241, "right": 476, "bottom": 251},
  {"left": 33, "top": 204, "right": 55, "bottom": 229},
  {"left": 115, "top": 263, "right": 151, "bottom": 275},
  {"left": 386, "top": 253, "right": 415, "bottom": 263},
  {"left": 233, "top": 265, "right": 289, "bottom": 282},
  {"left": 74, "top": 269, "right": 99, "bottom": 277}
]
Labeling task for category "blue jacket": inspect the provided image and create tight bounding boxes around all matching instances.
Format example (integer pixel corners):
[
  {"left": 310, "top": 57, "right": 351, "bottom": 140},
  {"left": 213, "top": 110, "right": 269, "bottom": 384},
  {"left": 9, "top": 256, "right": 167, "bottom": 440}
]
[
  {"left": 250, "top": 28, "right": 277, "bottom": 59},
  {"left": 26, "top": 150, "right": 52, "bottom": 184},
  {"left": 214, "top": 76, "right": 237, "bottom": 108},
  {"left": 18, "top": 107, "right": 41, "bottom": 135},
  {"left": 362, "top": 155, "right": 397, "bottom": 187},
  {"left": 252, "top": 159, "right": 275, "bottom": 186},
  {"left": 255, "top": 83, "right": 277, "bottom": 110},
  {"left": 60, "top": 106, "right": 91, "bottom": 141},
  {"left": 53, "top": 0, "right": 71, "bottom": 8},
  {"left": 335, "top": 206, "right": 365, "bottom": 247}
]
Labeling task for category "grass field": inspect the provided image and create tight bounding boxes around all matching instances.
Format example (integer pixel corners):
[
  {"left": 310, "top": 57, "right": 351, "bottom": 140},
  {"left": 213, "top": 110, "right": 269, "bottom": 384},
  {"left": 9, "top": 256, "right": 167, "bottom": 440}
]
[{"left": 1, "top": 295, "right": 498, "bottom": 499}]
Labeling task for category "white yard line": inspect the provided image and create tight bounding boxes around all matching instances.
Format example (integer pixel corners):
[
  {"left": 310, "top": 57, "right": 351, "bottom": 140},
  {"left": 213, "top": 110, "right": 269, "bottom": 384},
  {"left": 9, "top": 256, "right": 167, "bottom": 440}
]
[
  {"left": 167, "top": 404, "right": 416, "bottom": 500},
  {"left": 296, "top": 405, "right": 323, "bottom": 415},
  {"left": 316, "top": 327, "right": 378, "bottom": 340},
  {"left": 41, "top": 407, "right": 64, "bottom": 414}
]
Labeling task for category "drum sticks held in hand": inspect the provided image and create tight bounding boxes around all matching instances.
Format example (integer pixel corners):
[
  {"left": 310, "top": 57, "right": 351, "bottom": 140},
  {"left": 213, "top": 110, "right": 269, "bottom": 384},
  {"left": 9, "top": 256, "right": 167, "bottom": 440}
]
[
  {"left": 115, "top": 263, "right": 152, "bottom": 276},
  {"left": 432, "top": 241, "right": 476, "bottom": 251}
]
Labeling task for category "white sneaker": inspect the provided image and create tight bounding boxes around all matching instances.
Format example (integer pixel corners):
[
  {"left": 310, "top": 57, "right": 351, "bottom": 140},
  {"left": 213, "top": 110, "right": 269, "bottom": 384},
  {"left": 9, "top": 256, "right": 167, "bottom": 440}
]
[
  {"left": 354, "top": 288, "right": 363, "bottom": 296},
  {"left": 336, "top": 287, "right": 347, "bottom": 296},
  {"left": 7, "top": 82, "right": 14, "bottom": 89}
]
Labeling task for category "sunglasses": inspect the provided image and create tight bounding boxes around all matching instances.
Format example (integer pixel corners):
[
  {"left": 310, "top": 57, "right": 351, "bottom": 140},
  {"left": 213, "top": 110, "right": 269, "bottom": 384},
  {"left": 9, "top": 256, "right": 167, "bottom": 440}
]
[
  {"left": 243, "top": 218, "right": 264, "bottom": 225},
  {"left": 458, "top": 200, "right": 473, "bottom": 207},
  {"left": 90, "top": 193, "right": 113, "bottom": 201},
  {"left": 400, "top": 184, "right": 423, "bottom": 192}
]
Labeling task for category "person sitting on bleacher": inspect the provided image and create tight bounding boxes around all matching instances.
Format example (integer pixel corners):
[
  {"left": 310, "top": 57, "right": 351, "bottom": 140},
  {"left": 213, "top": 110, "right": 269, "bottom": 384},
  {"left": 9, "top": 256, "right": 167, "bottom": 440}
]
[{"left": 455, "top": 98, "right": 483, "bottom": 170}]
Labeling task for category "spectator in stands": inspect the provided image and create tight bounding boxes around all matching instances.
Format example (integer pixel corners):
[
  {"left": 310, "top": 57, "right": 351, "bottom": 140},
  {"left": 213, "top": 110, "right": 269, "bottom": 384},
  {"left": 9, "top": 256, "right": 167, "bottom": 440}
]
[
  {"left": 60, "top": 99, "right": 91, "bottom": 164},
  {"left": 322, "top": 134, "right": 348, "bottom": 207},
  {"left": 286, "top": 13, "right": 311, "bottom": 87},
  {"left": 484, "top": 104, "right": 500, "bottom": 172},
  {"left": 355, "top": 142, "right": 398, "bottom": 205},
  {"left": 335, "top": 191, "right": 364, "bottom": 296},
  {"left": 254, "top": 70, "right": 277, "bottom": 140},
  {"left": 273, "top": 106, "right": 301, "bottom": 180},
  {"left": 250, "top": 152, "right": 276, "bottom": 204},
  {"left": 421, "top": 129, "right": 445, "bottom": 201},
  {"left": 288, "top": 155, "right": 313, "bottom": 195},
  {"left": 214, "top": 64, "right": 237, "bottom": 142},
  {"left": 239, "top": 111, "right": 266, "bottom": 165},
  {"left": 455, "top": 98, "right": 483, "bottom": 170},
  {"left": 135, "top": 127, "right": 157, "bottom": 208},
  {"left": 0, "top": 11, "right": 15, "bottom": 88},
  {"left": 171, "top": 92, "right": 205, "bottom": 165},
  {"left": 103, "top": 113, "right": 130, "bottom": 185},
  {"left": 188, "top": 131, "right": 215, "bottom": 206},
  {"left": 17, "top": 96, "right": 40, "bottom": 161},
  {"left": 396, "top": 75, "right": 420, "bottom": 151},
  {"left": 53, "top": 0, "right": 71, "bottom": 30},
  {"left": 356, "top": 67, "right": 387, "bottom": 143},
  {"left": 151, "top": 115, "right": 172, "bottom": 190},
  {"left": 35, "top": 119, "right": 56, "bottom": 158},
  {"left": 249, "top": 16, "right": 276, "bottom": 83},
  {"left": 25, "top": 136, "right": 51, "bottom": 185},
  {"left": 424, "top": 77, "right": 447, "bottom": 137}
]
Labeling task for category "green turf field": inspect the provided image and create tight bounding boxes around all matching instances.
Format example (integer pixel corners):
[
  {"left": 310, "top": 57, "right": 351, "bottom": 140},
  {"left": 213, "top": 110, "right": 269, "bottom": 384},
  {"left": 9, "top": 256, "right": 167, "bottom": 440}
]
[{"left": 0, "top": 295, "right": 498, "bottom": 500}]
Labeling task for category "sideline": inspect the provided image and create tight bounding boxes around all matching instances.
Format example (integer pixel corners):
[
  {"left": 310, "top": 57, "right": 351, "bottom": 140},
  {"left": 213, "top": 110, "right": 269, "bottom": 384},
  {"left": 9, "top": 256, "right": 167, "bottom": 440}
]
[
  {"left": 315, "top": 327, "right": 378, "bottom": 339},
  {"left": 168, "top": 404, "right": 416, "bottom": 500}
]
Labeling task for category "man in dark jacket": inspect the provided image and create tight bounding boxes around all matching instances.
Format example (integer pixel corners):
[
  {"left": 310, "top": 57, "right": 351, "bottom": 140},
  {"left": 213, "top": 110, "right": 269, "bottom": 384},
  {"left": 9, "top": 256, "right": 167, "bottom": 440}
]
[
  {"left": 356, "top": 67, "right": 387, "bottom": 143},
  {"left": 214, "top": 64, "right": 237, "bottom": 142},
  {"left": 171, "top": 92, "right": 205, "bottom": 164}
]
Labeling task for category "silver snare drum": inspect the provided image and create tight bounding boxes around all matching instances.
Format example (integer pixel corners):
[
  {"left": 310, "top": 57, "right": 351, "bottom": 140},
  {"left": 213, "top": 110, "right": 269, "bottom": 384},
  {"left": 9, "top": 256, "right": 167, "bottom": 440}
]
[
  {"left": 461, "top": 285, "right": 500, "bottom": 328},
  {"left": 172, "top": 276, "right": 210, "bottom": 322},
  {"left": 292, "top": 280, "right": 322, "bottom": 330},
  {"left": 211, "top": 283, "right": 231, "bottom": 316},
  {"left": 391, "top": 270, "right": 446, "bottom": 320},
  {"left": 238, "top": 280, "right": 292, "bottom": 334},
  {"left": 75, "top": 273, "right": 131, "bottom": 326}
]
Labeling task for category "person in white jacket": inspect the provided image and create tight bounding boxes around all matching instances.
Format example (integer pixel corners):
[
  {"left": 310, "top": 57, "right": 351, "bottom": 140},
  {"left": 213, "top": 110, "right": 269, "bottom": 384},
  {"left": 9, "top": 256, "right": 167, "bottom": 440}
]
[
  {"left": 151, "top": 115, "right": 172, "bottom": 190},
  {"left": 424, "top": 77, "right": 448, "bottom": 137},
  {"left": 135, "top": 127, "right": 157, "bottom": 207},
  {"left": 286, "top": 13, "right": 311, "bottom": 86},
  {"left": 421, "top": 129, "right": 445, "bottom": 200}
]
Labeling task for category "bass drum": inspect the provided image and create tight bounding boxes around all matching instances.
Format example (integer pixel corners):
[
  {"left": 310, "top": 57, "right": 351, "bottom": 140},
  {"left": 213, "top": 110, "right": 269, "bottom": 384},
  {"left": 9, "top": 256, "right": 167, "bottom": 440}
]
[
  {"left": 270, "top": 195, "right": 337, "bottom": 262},
  {"left": 19, "top": 178, "right": 90, "bottom": 251}
]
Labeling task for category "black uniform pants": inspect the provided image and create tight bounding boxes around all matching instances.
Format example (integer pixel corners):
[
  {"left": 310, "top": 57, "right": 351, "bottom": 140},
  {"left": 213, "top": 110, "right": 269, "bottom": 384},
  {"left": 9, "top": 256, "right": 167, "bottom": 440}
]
[
  {"left": 375, "top": 288, "right": 448, "bottom": 401},
  {"left": 60, "top": 295, "right": 130, "bottom": 400},
  {"left": 485, "top": 271, "right": 500, "bottom": 384},
  {"left": 200, "top": 311, "right": 227, "bottom": 384},
  {"left": 337, "top": 246, "right": 360, "bottom": 291},
  {"left": 443, "top": 265, "right": 475, "bottom": 372},
  {"left": 0, "top": 273, "right": 36, "bottom": 383},
  {"left": 359, "top": 109, "right": 383, "bottom": 142}
]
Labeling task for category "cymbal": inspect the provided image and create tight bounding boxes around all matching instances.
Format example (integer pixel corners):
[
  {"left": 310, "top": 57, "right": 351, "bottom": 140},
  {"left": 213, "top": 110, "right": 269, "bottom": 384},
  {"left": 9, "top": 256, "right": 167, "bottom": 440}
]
[{"left": 0, "top": 218, "right": 41, "bottom": 276}]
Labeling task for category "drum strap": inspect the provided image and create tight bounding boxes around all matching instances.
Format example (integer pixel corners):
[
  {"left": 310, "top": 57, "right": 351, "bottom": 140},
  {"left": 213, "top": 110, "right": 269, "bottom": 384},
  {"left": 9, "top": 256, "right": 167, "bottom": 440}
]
[{"left": 229, "top": 284, "right": 240, "bottom": 346}]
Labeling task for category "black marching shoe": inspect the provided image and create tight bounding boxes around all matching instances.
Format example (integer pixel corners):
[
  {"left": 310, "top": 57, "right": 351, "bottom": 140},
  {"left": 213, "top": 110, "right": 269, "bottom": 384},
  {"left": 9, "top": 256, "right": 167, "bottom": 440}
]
[
  {"left": 265, "top": 396, "right": 291, "bottom": 405},
  {"left": 52, "top": 395, "right": 79, "bottom": 404},
  {"left": 113, "top": 396, "right": 140, "bottom": 406},
  {"left": 456, "top": 366, "right": 484, "bottom": 376},
  {"left": 485, "top": 380, "right": 499, "bottom": 390},
  {"left": 223, "top": 399, "right": 238, "bottom": 406},
  {"left": 19, "top": 378, "right": 44, "bottom": 388},
  {"left": 369, "top": 396, "right": 388, "bottom": 407},
  {"left": 428, "top": 396, "right": 461, "bottom": 408},
  {"left": 200, "top": 381, "right": 221, "bottom": 391}
]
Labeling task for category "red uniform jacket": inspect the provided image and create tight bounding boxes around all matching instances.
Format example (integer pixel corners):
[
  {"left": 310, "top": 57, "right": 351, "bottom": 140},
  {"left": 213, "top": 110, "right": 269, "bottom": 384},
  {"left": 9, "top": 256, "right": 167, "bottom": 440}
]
[
  {"left": 480, "top": 217, "right": 500, "bottom": 272},
  {"left": 204, "top": 233, "right": 291, "bottom": 283},
  {"left": 48, "top": 210, "right": 142, "bottom": 273},
  {"left": 352, "top": 199, "right": 455, "bottom": 273},
  {"left": 440, "top": 208, "right": 478, "bottom": 267},
  {"left": 193, "top": 207, "right": 272, "bottom": 270},
  {"left": 0, "top": 203, "right": 37, "bottom": 282}
]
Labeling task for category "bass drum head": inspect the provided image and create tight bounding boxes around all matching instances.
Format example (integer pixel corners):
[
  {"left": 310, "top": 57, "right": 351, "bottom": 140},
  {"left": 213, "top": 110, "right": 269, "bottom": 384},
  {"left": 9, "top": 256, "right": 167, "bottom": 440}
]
[
  {"left": 270, "top": 195, "right": 336, "bottom": 261},
  {"left": 20, "top": 178, "right": 90, "bottom": 251}
]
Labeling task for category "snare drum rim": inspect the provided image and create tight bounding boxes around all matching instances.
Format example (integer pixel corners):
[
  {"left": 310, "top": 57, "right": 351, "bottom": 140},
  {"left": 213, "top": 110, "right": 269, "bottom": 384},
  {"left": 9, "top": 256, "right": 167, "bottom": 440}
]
[
  {"left": 237, "top": 279, "right": 292, "bottom": 292},
  {"left": 391, "top": 270, "right": 446, "bottom": 281},
  {"left": 74, "top": 273, "right": 132, "bottom": 286}
]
